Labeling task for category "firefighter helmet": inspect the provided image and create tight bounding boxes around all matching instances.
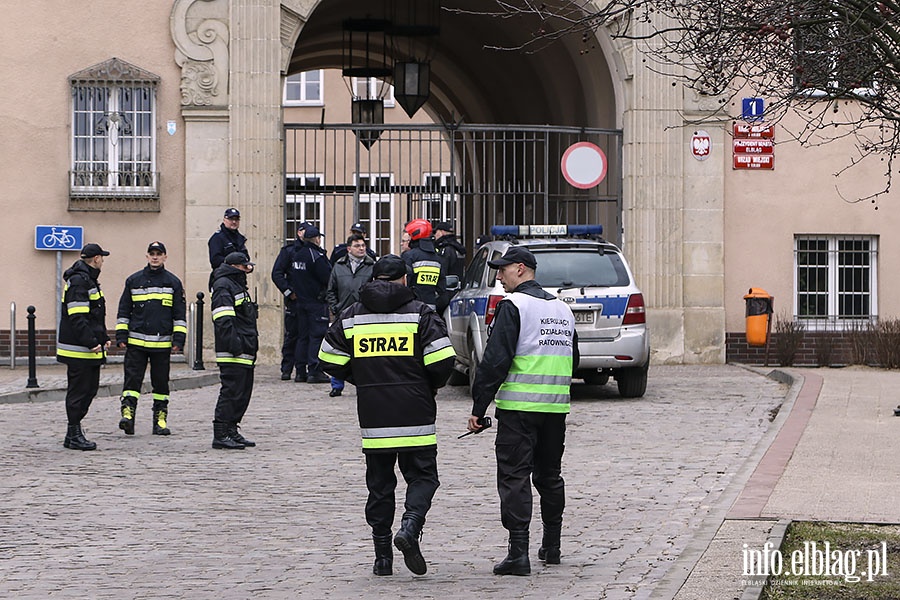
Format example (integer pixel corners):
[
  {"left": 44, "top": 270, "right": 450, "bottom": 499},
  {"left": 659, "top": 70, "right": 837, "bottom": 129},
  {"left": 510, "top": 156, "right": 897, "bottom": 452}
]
[{"left": 404, "top": 218, "right": 433, "bottom": 241}]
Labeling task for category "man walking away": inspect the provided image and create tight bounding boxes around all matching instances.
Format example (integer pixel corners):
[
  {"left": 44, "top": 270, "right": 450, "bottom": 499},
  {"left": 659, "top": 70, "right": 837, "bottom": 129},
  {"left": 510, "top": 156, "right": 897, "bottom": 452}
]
[{"left": 115, "top": 241, "right": 186, "bottom": 436}]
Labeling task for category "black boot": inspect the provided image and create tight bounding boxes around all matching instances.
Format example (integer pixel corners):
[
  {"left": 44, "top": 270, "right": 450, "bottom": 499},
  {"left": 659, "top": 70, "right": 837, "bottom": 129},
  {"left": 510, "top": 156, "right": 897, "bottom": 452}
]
[
  {"left": 493, "top": 529, "right": 530, "bottom": 576},
  {"left": 538, "top": 522, "right": 561, "bottom": 564},
  {"left": 393, "top": 514, "right": 427, "bottom": 575},
  {"left": 152, "top": 401, "right": 171, "bottom": 436},
  {"left": 64, "top": 422, "right": 97, "bottom": 451},
  {"left": 229, "top": 423, "right": 255, "bottom": 447},
  {"left": 212, "top": 421, "right": 244, "bottom": 449},
  {"left": 373, "top": 533, "right": 393, "bottom": 576},
  {"left": 118, "top": 396, "right": 137, "bottom": 435}
]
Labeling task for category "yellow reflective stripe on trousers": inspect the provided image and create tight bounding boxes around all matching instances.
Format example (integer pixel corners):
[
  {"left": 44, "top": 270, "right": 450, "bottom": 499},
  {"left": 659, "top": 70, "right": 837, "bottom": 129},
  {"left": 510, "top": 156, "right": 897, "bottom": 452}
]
[{"left": 362, "top": 434, "right": 437, "bottom": 449}]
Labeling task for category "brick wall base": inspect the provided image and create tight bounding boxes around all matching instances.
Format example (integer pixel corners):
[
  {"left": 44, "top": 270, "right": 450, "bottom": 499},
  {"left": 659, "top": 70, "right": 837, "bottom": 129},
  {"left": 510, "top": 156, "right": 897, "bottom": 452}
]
[{"left": 726, "top": 331, "right": 862, "bottom": 367}]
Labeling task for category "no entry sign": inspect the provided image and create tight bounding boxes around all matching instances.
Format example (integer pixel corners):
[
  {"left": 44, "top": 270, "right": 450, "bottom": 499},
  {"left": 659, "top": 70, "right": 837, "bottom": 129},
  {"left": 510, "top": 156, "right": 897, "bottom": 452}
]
[{"left": 561, "top": 142, "right": 607, "bottom": 189}]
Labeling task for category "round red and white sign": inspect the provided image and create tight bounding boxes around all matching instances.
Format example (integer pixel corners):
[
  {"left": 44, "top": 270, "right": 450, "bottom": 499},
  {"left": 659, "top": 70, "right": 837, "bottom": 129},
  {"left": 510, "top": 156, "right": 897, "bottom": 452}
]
[
  {"left": 561, "top": 142, "right": 607, "bottom": 189},
  {"left": 691, "top": 130, "right": 711, "bottom": 161}
]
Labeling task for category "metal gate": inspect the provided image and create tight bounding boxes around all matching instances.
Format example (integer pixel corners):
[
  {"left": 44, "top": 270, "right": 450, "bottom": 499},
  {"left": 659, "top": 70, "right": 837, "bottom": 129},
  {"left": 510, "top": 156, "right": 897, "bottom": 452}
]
[{"left": 283, "top": 123, "right": 623, "bottom": 256}]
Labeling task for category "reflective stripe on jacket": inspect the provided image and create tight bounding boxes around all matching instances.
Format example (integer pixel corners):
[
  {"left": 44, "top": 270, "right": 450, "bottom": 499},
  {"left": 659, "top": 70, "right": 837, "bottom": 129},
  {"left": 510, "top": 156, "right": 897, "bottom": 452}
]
[
  {"left": 115, "top": 266, "right": 187, "bottom": 351},
  {"left": 56, "top": 260, "right": 108, "bottom": 364}
]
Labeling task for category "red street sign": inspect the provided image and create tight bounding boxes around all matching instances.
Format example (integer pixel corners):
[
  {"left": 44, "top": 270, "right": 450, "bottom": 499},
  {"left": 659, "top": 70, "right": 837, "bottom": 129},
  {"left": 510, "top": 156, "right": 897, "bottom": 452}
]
[
  {"left": 733, "top": 139, "right": 774, "bottom": 154},
  {"left": 734, "top": 154, "right": 774, "bottom": 169},
  {"left": 733, "top": 123, "right": 775, "bottom": 139}
]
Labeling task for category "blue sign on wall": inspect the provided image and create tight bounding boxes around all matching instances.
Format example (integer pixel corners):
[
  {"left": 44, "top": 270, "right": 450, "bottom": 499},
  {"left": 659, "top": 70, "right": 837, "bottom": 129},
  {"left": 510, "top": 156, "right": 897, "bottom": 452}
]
[
  {"left": 742, "top": 98, "right": 765, "bottom": 122},
  {"left": 35, "top": 225, "right": 83, "bottom": 251}
]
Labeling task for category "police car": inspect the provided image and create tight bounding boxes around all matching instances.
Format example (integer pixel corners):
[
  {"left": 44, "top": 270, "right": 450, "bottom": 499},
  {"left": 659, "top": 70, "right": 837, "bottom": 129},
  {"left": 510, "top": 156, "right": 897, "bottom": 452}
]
[{"left": 444, "top": 224, "right": 650, "bottom": 397}]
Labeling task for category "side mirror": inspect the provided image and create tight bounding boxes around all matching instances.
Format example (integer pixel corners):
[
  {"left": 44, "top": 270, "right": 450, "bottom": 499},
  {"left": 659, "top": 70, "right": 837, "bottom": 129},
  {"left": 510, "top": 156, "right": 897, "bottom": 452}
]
[{"left": 446, "top": 274, "right": 461, "bottom": 292}]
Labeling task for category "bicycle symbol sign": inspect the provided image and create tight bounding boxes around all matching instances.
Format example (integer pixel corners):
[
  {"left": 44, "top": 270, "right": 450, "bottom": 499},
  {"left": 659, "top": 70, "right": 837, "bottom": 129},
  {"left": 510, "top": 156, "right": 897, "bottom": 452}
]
[{"left": 35, "top": 225, "right": 84, "bottom": 251}]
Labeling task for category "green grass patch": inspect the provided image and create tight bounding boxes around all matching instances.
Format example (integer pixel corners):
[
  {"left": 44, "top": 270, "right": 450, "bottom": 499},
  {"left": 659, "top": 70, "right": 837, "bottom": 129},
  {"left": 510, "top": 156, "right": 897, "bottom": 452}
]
[{"left": 759, "top": 521, "right": 900, "bottom": 600}]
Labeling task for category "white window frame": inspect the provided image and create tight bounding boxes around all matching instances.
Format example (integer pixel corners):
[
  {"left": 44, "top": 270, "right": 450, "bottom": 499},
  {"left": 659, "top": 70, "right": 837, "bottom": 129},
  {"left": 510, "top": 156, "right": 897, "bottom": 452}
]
[
  {"left": 793, "top": 234, "right": 878, "bottom": 330},
  {"left": 356, "top": 173, "right": 395, "bottom": 255},
  {"left": 284, "top": 70, "right": 324, "bottom": 106},
  {"left": 285, "top": 173, "right": 325, "bottom": 243},
  {"left": 794, "top": 17, "right": 877, "bottom": 98},
  {"left": 352, "top": 77, "right": 395, "bottom": 107},
  {"left": 422, "top": 172, "right": 454, "bottom": 222}
]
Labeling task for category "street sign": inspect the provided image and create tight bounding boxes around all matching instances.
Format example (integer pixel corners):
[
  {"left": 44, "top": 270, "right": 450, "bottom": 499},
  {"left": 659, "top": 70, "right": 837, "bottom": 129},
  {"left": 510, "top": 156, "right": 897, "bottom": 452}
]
[
  {"left": 691, "top": 130, "right": 711, "bottom": 161},
  {"left": 734, "top": 123, "right": 775, "bottom": 139},
  {"left": 734, "top": 155, "right": 774, "bottom": 169},
  {"left": 742, "top": 97, "right": 765, "bottom": 121},
  {"left": 35, "top": 225, "right": 83, "bottom": 251},
  {"left": 733, "top": 139, "right": 774, "bottom": 154},
  {"left": 561, "top": 141, "right": 607, "bottom": 189}
]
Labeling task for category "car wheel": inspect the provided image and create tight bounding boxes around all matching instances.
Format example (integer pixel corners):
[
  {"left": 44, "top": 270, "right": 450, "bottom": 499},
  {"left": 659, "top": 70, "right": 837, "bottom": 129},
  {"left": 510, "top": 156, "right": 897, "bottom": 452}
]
[
  {"left": 582, "top": 371, "right": 609, "bottom": 386},
  {"left": 468, "top": 347, "right": 480, "bottom": 391},
  {"left": 616, "top": 364, "right": 648, "bottom": 398}
]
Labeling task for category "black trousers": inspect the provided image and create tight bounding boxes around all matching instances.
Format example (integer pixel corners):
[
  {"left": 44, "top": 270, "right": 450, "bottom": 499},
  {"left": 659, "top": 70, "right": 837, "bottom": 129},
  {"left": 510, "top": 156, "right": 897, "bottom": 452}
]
[
  {"left": 123, "top": 346, "right": 170, "bottom": 400},
  {"left": 65, "top": 361, "right": 101, "bottom": 424},
  {"left": 294, "top": 301, "right": 329, "bottom": 376},
  {"left": 281, "top": 302, "right": 298, "bottom": 375},
  {"left": 214, "top": 364, "right": 255, "bottom": 424},
  {"left": 495, "top": 409, "right": 567, "bottom": 532},
  {"left": 365, "top": 448, "right": 440, "bottom": 537}
]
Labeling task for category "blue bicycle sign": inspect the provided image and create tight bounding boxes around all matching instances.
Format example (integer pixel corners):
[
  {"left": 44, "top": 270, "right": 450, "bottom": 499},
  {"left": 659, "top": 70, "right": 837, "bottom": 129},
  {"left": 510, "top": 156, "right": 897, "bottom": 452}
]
[{"left": 35, "top": 225, "right": 83, "bottom": 251}]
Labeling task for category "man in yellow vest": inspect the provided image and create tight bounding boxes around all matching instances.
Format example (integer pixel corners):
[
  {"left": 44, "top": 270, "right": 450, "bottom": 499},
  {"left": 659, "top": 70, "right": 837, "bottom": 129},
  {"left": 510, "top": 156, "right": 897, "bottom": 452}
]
[{"left": 467, "top": 246, "right": 578, "bottom": 575}]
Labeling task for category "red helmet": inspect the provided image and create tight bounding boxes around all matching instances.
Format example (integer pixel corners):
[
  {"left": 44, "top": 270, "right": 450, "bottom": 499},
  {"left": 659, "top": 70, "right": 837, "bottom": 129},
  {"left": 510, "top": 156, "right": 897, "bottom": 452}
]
[{"left": 404, "top": 218, "right": 432, "bottom": 241}]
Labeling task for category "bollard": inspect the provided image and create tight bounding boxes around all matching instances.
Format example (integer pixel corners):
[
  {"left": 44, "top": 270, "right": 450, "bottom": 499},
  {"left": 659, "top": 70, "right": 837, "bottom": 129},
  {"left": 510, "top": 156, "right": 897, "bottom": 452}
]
[
  {"left": 9, "top": 302, "right": 15, "bottom": 369},
  {"left": 26, "top": 306, "right": 38, "bottom": 388},
  {"left": 193, "top": 291, "right": 205, "bottom": 370}
]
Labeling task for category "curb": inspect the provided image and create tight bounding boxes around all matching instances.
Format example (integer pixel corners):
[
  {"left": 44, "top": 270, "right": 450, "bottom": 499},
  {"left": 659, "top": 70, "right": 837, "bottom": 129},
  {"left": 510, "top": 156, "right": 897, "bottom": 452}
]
[{"left": 0, "top": 372, "right": 220, "bottom": 405}]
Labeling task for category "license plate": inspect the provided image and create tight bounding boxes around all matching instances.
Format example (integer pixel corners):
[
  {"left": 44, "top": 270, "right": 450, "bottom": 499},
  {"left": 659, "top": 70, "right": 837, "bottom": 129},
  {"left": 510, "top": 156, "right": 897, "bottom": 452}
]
[{"left": 573, "top": 311, "right": 594, "bottom": 324}]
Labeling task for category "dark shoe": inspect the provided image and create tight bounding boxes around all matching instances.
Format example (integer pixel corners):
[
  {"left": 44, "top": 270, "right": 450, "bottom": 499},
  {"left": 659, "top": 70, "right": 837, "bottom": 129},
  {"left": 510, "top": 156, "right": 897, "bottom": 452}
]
[
  {"left": 373, "top": 533, "right": 393, "bottom": 576},
  {"left": 118, "top": 396, "right": 137, "bottom": 435},
  {"left": 294, "top": 373, "right": 307, "bottom": 383},
  {"left": 280, "top": 372, "right": 292, "bottom": 381},
  {"left": 493, "top": 529, "right": 530, "bottom": 575},
  {"left": 152, "top": 401, "right": 171, "bottom": 436},
  {"left": 229, "top": 423, "right": 256, "bottom": 447},
  {"left": 394, "top": 514, "right": 427, "bottom": 575},
  {"left": 329, "top": 388, "right": 343, "bottom": 397},
  {"left": 538, "top": 522, "right": 562, "bottom": 564},
  {"left": 64, "top": 423, "right": 97, "bottom": 451},
  {"left": 212, "top": 422, "right": 245, "bottom": 450},
  {"left": 307, "top": 373, "right": 331, "bottom": 384}
]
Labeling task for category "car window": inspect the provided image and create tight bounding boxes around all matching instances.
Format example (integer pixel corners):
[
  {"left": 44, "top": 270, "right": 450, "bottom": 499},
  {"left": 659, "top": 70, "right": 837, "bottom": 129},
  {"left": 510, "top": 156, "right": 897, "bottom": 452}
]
[
  {"left": 533, "top": 248, "right": 630, "bottom": 287},
  {"left": 486, "top": 248, "right": 504, "bottom": 286},
  {"left": 465, "top": 247, "right": 488, "bottom": 289}
]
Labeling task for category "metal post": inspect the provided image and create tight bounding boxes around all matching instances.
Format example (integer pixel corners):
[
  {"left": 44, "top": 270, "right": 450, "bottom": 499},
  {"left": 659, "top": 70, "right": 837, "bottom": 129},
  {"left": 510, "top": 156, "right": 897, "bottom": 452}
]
[
  {"left": 193, "top": 291, "right": 205, "bottom": 370},
  {"left": 9, "top": 302, "right": 15, "bottom": 369},
  {"left": 26, "top": 306, "right": 38, "bottom": 388}
]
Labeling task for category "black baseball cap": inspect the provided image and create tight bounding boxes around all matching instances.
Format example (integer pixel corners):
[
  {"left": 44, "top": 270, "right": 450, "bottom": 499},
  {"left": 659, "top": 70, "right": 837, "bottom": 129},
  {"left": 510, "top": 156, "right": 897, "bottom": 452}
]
[
  {"left": 373, "top": 254, "right": 407, "bottom": 280},
  {"left": 303, "top": 225, "right": 323, "bottom": 239},
  {"left": 225, "top": 252, "right": 254, "bottom": 267},
  {"left": 81, "top": 243, "right": 110, "bottom": 258},
  {"left": 435, "top": 221, "right": 454, "bottom": 232},
  {"left": 488, "top": 246, "right": 537, "bottom": 270},
  {"left": 224, "top": 208, "right": 240, "bottom": 219},
  {"left": 350, "top": 222, "right": 366, "bottom": 233},
  {"left": 147, "top": 241, "right": 167, "bottom": 254}
]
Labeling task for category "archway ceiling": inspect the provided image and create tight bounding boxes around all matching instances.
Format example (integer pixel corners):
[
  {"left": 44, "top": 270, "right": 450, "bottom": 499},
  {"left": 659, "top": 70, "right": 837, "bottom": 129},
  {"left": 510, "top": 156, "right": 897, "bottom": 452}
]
[{"left": 291, "top": 0, "right": 612, "bottom": 126}]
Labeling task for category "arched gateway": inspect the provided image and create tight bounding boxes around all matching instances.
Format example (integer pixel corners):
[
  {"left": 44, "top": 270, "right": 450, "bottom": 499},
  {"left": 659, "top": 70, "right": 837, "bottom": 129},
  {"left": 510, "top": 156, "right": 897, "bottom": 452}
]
[{"left": 171, "top": 0, "right": 726, "bottom": 366}]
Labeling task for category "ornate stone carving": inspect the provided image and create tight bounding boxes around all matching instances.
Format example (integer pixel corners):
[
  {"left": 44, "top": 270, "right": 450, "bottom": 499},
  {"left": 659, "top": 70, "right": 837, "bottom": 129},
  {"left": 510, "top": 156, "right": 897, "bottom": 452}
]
[{"left": 170, "top": 0, "right": 229, "bottom": 107}]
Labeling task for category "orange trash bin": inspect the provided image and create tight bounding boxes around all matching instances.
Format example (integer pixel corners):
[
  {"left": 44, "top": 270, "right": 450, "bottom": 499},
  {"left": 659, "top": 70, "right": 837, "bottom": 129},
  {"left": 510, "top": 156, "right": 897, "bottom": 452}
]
[{"left": 744, "top": 288, "right": 773, "bottom": 347}]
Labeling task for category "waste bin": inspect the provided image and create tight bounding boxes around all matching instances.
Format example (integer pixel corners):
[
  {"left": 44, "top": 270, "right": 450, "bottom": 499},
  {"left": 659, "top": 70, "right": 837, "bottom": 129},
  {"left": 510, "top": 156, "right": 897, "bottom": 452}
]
[{"left": 744, "top": 288, "right": 773, "bottom": 347}]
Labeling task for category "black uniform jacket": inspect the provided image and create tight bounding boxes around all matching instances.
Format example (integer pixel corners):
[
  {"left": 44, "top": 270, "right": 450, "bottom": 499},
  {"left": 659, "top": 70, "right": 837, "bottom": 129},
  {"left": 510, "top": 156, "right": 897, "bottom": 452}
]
[
  {"left": 471, "top": 280, "right": 579, "bottom": 418},
  {"left": 402, "top": 238, "right": 447, "bottom": 311},
  {"left": 271, "top": 238, "right": 331, "bottom": 304},
  {"left": 211, "top": 263, "right": 259, "bottom": 366},
  {"left": 318, "top": 280, "right": 455, "bottom": 453},
  {"left": 208, "top": 224, "right": 248, "bottom": 269},
  {"left": 57, "top": 260, "right": 109, "bottom": 365},
  {"left": 116, "top": 265, "right": 187, "bottom": 352}
]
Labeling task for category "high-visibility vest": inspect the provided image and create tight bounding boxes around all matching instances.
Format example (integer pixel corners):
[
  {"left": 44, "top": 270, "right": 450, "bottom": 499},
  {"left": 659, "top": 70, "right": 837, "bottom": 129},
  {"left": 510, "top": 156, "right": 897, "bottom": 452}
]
[{"left": 495, "top": 292, "right": 574, "bottom": 414}]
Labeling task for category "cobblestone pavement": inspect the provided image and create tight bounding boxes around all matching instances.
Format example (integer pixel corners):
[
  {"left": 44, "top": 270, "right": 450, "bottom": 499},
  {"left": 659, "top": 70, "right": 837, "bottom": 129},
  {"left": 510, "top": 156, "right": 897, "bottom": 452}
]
[{"left": 0, "top": 365, "right": 788, "bottom": 599}]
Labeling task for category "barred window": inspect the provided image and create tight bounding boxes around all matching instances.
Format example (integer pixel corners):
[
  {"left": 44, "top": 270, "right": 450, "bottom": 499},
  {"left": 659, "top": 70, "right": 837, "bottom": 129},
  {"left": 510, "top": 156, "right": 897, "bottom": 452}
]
[
  {"left": 793, "top": 12, "right": 877, "bottom": 96},
  {"left": 285, "top": 174, "right": 324, "bottom": 242},
  {"left": 795, "top": 235, "right": 878, "bottom": 327},
  {"left": 357, "top": 173, "right": 395, "bottom": 257}
]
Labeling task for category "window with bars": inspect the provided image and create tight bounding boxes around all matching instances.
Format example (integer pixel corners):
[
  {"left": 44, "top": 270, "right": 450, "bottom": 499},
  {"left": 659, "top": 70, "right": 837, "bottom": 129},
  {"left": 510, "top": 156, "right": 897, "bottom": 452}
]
[
  {"left": 284, "top": 71, "right": 324, "bottom": 106},
  {"left": 69, "top": 59, "right": 159, "bottom": 209},
  {"left": 793, "top": 12, "right": 877, "bottom": 96},
  {"left": 795, "top": 235, "right": 877, "bottom": 327},
  {"left": 285, "top": 174, "right": 324, "bottom": 242},
  {"left": 421, "top": 172, "right": 454, "bottom": 223},
  {"left": 357, "top": 174, "right": 395, "bottom": 256}
]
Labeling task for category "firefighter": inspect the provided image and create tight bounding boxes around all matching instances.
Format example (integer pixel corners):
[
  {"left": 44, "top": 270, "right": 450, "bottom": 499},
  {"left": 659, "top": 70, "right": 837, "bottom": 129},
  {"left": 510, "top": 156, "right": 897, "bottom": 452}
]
[
  {"left": 466, "top": 246, "right": 578, "bottom": 575},
  {"left": 115, "top": 241, "right": 187, "bottom": 436},
  {"left": 318, "top": 254, "right": 455, "bottom": 577},
  {"left": 210, "top": 252, "right": 259, "bottom": 449},
  {"left": 57, "top": 243, "right": 111, "bottom": 451},
  {"left": 401, "top": 219, "right": 448, "bottom": 314}
]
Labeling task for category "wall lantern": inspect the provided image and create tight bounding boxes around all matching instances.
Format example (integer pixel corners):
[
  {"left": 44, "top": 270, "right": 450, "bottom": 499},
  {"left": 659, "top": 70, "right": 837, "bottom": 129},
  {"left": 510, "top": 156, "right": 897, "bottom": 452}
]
[{"left": 342, "top": 16, "right": 392, "bottom": 148}]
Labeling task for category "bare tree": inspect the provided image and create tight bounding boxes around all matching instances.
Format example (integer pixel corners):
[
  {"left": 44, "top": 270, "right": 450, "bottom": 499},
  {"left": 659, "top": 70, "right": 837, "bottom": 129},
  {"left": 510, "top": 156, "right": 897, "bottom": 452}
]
[{"left": 450, "top": 0, "right": 900, "bottom": 202}]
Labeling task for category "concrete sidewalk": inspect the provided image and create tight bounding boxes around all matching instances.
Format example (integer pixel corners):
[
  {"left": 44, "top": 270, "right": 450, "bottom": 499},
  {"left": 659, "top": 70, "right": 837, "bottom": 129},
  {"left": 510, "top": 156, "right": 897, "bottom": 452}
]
[{"left": 671, "top": 366, "right": 900, "bottom": 600}]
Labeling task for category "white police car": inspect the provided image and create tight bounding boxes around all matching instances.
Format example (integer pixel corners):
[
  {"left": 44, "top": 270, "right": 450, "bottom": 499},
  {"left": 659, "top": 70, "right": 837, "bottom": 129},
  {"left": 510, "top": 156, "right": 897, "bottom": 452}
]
[{"left": 444, "top": 224, "right": 650, "bottom": 397}]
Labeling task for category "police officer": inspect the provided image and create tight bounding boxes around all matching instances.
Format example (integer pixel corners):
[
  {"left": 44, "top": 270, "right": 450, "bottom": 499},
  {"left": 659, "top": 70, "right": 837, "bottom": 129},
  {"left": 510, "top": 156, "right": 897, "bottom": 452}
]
[
  {"left": 272, "top": 221, "right": 311, "bottom": 380},
  {"left": 330, "top": 221, "right": 377, "bottom": 265},
  {"left": 115, "top": 241, "right": 187, "bottom": 436},
  {"left": 208, "top": 208, "right": 249, "bottom": 289},
  {"left": 57, "top": 243, "right": 111, "bottom": 451},
  {"left": 466, "top": 246, "right": 578, "bottom": 576},
  {"left": 318, "top": 254, "right": 455, "bottom": 577},
  {"left": 433, "top": 221, "right": 466, "bottom": 281},
  {"left": 210, "top": 252, "right": 259, "bottom": 449},
  {"left": 401, "top": 219, "right": 447, "bottom": 314}
]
